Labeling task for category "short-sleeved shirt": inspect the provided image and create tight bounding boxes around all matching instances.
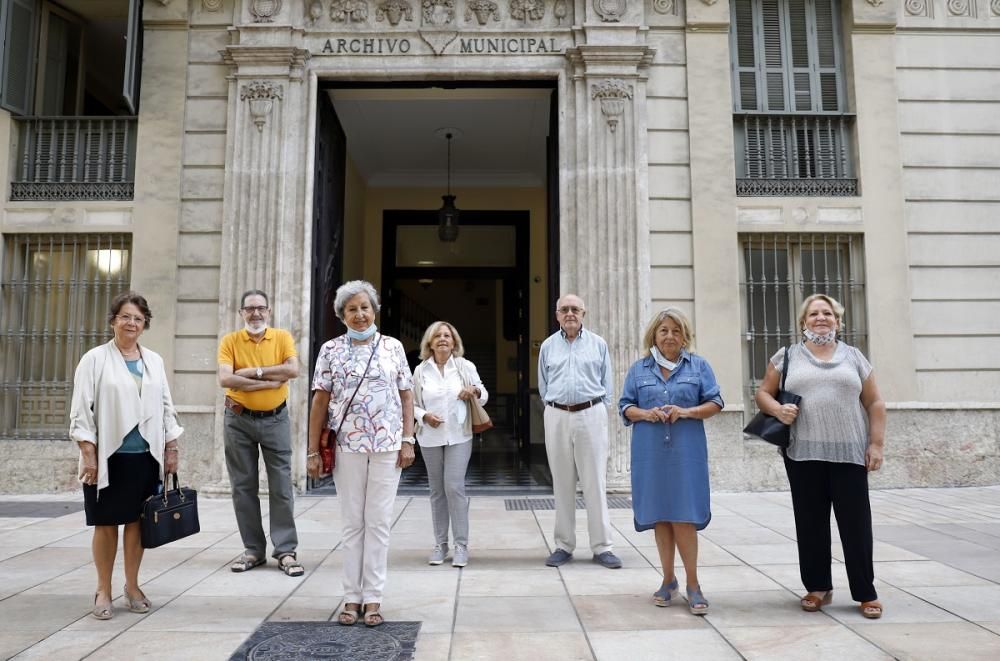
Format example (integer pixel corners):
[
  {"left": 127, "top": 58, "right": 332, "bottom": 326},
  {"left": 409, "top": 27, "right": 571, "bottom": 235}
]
[
  {"left": 311, "top": 334, "right": 413, "bottom": 453},
  {"left": 218, "top": 328, "right": 298, "bottom": 411},
  {"left": 771, "top": 342, "right": 873, "bottom": 466}
]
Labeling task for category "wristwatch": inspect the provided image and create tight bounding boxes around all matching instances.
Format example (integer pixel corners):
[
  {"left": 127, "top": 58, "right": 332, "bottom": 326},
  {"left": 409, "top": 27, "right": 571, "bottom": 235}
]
[{"left": 255, "top": 367, "right": 263, "bottom": 379}]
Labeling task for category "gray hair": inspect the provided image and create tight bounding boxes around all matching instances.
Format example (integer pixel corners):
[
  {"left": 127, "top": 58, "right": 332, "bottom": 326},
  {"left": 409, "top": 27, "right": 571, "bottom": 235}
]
[{"left": 333, "top": 280, "right": 381, "bottom": 322}]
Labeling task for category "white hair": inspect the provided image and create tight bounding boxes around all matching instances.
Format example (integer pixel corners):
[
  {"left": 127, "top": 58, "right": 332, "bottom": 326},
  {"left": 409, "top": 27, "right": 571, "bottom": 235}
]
[{"left": 333, "top": 280, "right": 380, "bottom": 322}]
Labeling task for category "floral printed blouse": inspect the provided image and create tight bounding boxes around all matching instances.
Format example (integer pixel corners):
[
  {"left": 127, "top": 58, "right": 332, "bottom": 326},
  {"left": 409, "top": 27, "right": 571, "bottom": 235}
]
[{"left": 311, "top": 334, "right": 413, "bottom": 453}]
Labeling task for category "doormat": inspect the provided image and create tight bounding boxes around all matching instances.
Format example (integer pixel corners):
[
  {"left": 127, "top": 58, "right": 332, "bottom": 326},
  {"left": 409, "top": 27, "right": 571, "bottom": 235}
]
[{"left": 229, "top": 621, "right": 421, "bottom": 661}]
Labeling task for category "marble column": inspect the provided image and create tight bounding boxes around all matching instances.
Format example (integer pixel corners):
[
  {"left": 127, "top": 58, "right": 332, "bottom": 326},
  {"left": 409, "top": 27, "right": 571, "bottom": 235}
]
[
  {"left": 564, "top": 45, "right": 655, "bottom": 490},
  {"left": 205, "top": 38, "right": 313, "bottom": 494}
]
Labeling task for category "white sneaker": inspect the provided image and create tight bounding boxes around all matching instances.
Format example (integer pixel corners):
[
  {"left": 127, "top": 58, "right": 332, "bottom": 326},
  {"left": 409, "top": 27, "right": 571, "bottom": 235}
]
[
  {"left": 452, "top": 544, "right": 469, "bottom": 568},
  {"left": 428, "top": 544, "right": 448, "bottom": 565}
]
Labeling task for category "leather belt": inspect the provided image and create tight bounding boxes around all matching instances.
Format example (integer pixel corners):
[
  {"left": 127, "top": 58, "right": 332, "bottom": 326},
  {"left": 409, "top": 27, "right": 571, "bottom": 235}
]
[
  {"left": 225, "top": 396, "right": 286, "bottom": 419},
  {"left": 547, "top": 397, "right": 604, "bottom": 413}
]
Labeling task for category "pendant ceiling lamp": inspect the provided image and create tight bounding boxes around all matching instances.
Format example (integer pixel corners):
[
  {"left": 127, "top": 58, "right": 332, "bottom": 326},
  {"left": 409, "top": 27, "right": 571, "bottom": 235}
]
[{"left": 437, "top": 129, "right": 460, "bottom": 242}]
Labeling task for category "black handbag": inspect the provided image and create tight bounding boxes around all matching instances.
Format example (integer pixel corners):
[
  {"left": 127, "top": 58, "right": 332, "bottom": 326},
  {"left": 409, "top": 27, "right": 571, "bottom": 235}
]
[
  {"left": 140, "top": 472, "right": 200, "bottom": 549},
  {"left": 743, "top": 346, "right": 802, "bottom": 448}
]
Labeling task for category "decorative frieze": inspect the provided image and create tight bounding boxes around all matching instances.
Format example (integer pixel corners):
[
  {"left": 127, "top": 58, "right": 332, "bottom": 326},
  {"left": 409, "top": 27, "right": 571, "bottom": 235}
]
[
  {"left": 465, "top": 0, "right": 501, "bottom": 24},
  {"left": 306, "top": 0, "right": 324, "bottom": 23},
  {"left": 593, "top": 0, "right": 626, "bottom": 22},
  {"left": 652, "top": 0, "right": 675, "bottom": 15},
  {"left": 331, "top": 0, "right": 370, "bottom": 22},
  {"left": 993, "top": 0, "right": 1000, "bottom": 17},
  {"left": 423, "top": 0, "right": 457, "bottom": 25},
  {"left": 240, "top": 81, "right": 283, "bottom": 132},
  {"left": 202, "top": 0, "right": 224, "bottom": 11},
  {"left": 904, "top": 0, "right": 930, "bottom": 17},
  {"left": 946, "top": 0, "right": 974, "bottom": 17},
  {"left": 554, "top": 0, "right": 568, "bottom": 23},
  {"left": 249, "top": 0, "right": 283, "bottom": 22},
  {"left": 591, "top": 79, "right": 633, "bottom": 133},
  {"left": 509, "top": 0, "right": 545, "bottom": 20},
  {"left": 378, "top": 0, "right": 414, "bottom": 24}
]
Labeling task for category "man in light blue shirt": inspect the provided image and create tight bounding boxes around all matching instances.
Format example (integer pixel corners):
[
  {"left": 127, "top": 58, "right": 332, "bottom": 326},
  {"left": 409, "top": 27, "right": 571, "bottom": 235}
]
[{"left": 538, "top": 294, "right": 621, "bottom": 569}]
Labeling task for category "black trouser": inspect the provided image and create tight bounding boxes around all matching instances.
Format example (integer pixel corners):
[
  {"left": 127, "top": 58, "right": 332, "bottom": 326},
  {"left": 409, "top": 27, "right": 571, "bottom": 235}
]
[{"left": 783, "top": 454, "right": 877, "bottom": 602}]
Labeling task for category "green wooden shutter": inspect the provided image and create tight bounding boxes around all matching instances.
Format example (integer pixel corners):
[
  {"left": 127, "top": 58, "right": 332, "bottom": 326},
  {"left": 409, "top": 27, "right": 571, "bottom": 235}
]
[
  {"left": 1, "top": 0, "right": 40, "bottom": 116},
  {"left": 122, "top": 0, "right": 143, "bottom": 114}
]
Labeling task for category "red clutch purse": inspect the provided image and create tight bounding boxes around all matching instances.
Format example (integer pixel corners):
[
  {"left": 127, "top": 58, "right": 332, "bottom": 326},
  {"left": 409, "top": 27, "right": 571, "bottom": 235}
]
[{"left": 319, "top": 428, "right": 333, "bottom": 475}]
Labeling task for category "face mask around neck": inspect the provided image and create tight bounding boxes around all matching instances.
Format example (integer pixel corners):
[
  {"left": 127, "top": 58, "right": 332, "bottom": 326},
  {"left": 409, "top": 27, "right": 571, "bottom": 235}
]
[
  {"left": 650, "top": 346, "right": 679, "bottom": 371},
  {"left": 347, "top": 323, "right": 378, "bottom": 341},
  {"left": 803, "top": 328, "right": 837, "bottom": 345}
]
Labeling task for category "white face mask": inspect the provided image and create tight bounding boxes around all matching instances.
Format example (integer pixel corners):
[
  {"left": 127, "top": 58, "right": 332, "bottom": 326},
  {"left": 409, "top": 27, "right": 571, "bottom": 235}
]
[
  {"left": 245, "top": 322, "right": 268, "bottom": 335},
  {"left": 650, "top": 346, "right": 678, "bottom": 371},
  {"left": 803, "top": 328, "right": 836, "bottom": 345}
]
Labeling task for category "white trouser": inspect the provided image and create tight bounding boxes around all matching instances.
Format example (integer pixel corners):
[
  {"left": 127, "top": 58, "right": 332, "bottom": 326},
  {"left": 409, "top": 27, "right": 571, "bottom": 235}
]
[
  {"left": 543, "top": 404, "right": 613, "bottom": 555},
  {"left": 333, "top": 448, "right": 401, "bottom": 604}
]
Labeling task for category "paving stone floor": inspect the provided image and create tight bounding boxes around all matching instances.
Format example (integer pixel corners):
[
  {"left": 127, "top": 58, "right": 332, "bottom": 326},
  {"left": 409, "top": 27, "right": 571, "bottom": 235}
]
[{"left": 0, "top": 487, "right": 999, "bottom": 660}]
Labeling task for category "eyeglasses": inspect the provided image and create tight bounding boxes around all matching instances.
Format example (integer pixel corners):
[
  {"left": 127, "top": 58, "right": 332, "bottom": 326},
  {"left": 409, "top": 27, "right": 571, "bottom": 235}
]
[
  {"left": 241, "top": 306, "right": 269, "bottom": 314},
  {"left": 557, "top": 306, "right": 583, "bottom": 314},
  {"left": 116, "top": 314, "right": 146, "bottom": 324}
]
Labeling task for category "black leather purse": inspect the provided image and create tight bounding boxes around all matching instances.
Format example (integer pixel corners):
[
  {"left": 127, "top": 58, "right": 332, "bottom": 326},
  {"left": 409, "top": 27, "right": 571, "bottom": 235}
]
[
  {"left": 140, "top": 472, "right": 200, "bottom": 549},
  {"left": 743, "top": 346, "right": 802, "bottom": 448}
]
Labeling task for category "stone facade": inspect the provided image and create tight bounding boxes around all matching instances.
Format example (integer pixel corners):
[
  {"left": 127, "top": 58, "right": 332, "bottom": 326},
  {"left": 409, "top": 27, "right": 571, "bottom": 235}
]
[{"left": 1, "top": 0, "right": 998, "bottom": 493}]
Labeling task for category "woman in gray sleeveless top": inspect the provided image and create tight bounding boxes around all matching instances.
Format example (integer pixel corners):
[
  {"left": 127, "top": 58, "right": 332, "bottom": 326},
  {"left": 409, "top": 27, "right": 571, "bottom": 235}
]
[{"left": 755, "top": 294, "right": 887, "bottom": 620}]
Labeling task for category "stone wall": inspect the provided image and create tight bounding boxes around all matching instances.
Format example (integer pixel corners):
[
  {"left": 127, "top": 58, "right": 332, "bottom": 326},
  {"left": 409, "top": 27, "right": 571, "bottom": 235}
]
[{"left": 896, "top": 4, "right": 1000, "bottom": 402}]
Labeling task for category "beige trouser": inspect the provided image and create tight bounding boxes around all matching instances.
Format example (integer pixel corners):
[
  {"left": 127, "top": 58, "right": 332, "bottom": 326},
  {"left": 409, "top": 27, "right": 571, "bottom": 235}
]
[
  {"left": 333, "top": 448, "right": 401, "bottom": 604},
  {"left": 543, "top": 404, "right": 613, "bottom": 555}
]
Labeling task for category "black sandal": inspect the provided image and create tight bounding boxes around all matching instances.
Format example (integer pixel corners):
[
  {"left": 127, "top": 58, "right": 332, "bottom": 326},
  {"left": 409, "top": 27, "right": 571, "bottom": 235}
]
[{"left": 278, "top": 553, "right": 304, "bottom": 577}]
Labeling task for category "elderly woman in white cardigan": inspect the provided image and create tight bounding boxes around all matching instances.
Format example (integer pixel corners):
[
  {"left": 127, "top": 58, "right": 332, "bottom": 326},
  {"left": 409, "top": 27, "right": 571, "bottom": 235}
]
[
  {"left": 70, "top": 291, "right": 183, "bottom": 621},
  {"left": 412, "top": 321, "right": 488, "bottom": 568}
]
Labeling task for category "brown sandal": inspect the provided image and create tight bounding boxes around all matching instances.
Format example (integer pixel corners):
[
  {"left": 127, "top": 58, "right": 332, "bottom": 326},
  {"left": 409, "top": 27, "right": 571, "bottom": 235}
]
[
  {"left": 861, "top": 600, "right": 883, "bottom": 619},
  {"left": 801, "top": 590, "right": 833, "bottom": 612}
]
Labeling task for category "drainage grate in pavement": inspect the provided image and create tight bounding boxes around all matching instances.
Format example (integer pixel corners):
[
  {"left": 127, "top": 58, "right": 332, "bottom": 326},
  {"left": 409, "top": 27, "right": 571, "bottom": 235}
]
[
  {"left": 0, "top": 501, "right": 84, "bottom": 518},
  {"left": 505, "top": 496, "right": 632, "bottom": 511},
  {"left": 230, "top": 621, "right": 421, "bottom": 661}
]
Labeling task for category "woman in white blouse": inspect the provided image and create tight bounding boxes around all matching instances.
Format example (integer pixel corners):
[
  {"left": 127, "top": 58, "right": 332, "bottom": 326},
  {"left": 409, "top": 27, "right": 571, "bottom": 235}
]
[
  {"left": 412, "top": 321, "right": 488, "bottom": 568},
  {"left": 69, "top": 291, "right": 183, "bottom": 620}
]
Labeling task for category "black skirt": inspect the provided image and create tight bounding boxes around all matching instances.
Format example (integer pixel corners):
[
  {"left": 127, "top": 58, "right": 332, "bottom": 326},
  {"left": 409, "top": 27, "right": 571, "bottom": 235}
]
[{"left": 83, "top": 452, "right": 160, "bottom": 526}]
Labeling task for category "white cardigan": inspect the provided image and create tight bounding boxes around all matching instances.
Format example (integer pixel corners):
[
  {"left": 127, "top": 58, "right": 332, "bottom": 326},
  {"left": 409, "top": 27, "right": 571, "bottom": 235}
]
[{"left": 69, "top": 340, "right": 184, "bottom": 491}]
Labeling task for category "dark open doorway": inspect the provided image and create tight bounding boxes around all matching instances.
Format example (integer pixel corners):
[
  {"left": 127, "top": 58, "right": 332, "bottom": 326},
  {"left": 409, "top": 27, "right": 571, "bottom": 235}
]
[{"left": 381, "top": 211, "right": 550, "bottom": 492}]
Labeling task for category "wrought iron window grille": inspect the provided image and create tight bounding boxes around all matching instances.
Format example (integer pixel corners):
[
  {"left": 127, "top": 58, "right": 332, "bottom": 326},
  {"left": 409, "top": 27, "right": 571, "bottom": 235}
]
[
  {"left": 739, "top": 233, "right": 867, "bottom": 416},
  {"left": 0, "top": 234, "right": 132, "bottom": 440},
  {"left": 10, "top": 117, "right": 137, "bottom": 201}
]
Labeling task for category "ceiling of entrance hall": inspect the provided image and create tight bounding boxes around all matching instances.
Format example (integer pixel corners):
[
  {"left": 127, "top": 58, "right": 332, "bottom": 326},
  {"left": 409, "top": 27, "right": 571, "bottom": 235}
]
[{"left": 328, "top": 88, "right": 551, "bottom": 188}]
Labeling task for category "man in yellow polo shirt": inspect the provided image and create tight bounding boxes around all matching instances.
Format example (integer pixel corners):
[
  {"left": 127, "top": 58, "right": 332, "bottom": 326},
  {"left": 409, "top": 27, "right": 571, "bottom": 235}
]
[{"left": 217, "top": 289, "right": 303, "bottom": 577}]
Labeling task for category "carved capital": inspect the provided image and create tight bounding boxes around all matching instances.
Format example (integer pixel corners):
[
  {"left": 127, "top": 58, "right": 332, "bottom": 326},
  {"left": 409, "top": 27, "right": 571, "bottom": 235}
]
[
  {"left": 240, "top": 81, "right": 284, "bottom": 132},
  {"left": 591, "top": 79, "right": 633, "bottom": 133},
  {"left": 465, "top": 0, "right": 500, "bottom": 25},
  {"left": 249, "top": 0, "right": 283, "bottom": 22},
  {"left": 593, "top": 0, "right": 626, "bottom": 22}
]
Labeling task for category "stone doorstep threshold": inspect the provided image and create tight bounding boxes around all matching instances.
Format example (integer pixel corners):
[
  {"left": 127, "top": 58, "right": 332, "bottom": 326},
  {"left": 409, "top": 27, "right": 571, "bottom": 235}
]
[{"left": 230, "top": 621, "right": 420, "bottom": 661}]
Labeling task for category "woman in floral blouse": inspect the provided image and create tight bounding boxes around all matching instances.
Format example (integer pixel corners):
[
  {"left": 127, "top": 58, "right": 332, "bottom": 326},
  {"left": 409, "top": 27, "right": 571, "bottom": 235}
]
[{"left": 307, "top": 280, "right": 415, "bottom": 628}]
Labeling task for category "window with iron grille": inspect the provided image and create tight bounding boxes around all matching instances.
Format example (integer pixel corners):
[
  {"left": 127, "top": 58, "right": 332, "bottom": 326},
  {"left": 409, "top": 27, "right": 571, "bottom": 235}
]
[
  {"left": 0, "top": 234, "right": 131, "bottom": 439},
  {"left": 730, "top": 0, "right": 857, "bottom": 196},
  {"left": 739, "top": 233, "right": 867, "bottom": 414}
]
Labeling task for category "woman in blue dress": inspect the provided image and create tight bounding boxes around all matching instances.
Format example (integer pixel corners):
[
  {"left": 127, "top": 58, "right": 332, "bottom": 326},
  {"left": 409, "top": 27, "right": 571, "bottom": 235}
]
[{"left": 619, "top": 308, "right": 723, "bottom": 615}]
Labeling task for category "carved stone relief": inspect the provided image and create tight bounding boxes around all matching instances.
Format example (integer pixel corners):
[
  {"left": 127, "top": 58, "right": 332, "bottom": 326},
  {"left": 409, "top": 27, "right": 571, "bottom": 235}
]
[
  {"left": 593, "top": 0, "right": 626, "bottom": 21},
  {"left": 331, "top": 0, "right": 370, "bottom": 22},
  {"left": 241, "top": 81, "right": 283, "bottom": 132},
  {"left": 554, "top": 0, "right": 568, "bottom": 23},
  {"left": 465, "top": 0, "right": 501, "bottom": 24},
  {"left": 306, "top": 0, "right": 324, "bottom": 23},
  {"left": 378, "top": 0, "right": 415, "bottom": 24},
  {"left": 946, "top": 0, "right": 974, "bottom": 16},
  {"left": 652, "top": 0, "right": 675, "bottom": 15},
  {"left": 699, "top": 0, "right": 717, "bottom": 5},
  {"left": 423, "top": 0, "right": 457, "bottom": 25},
  {"left": 591, "top": 79, "right": 633, "bottom": 133},
  {"left": 249, "top": 0, "right": 283, "bottom": 22},
  {"left": 509, "top": 0, "right": 545, "bottom": 21},
  {"left": 904, "top": 0, "right": 930, "bottom": 17},
  {"left": 993, "top": 0, "right": 1000, "bottom": 17},
  {"left": 865, "top": 0, "right": 882, "bottom": 6},
  {"left": 202, "top": 0, "right": 224, "bottom": 12}
]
